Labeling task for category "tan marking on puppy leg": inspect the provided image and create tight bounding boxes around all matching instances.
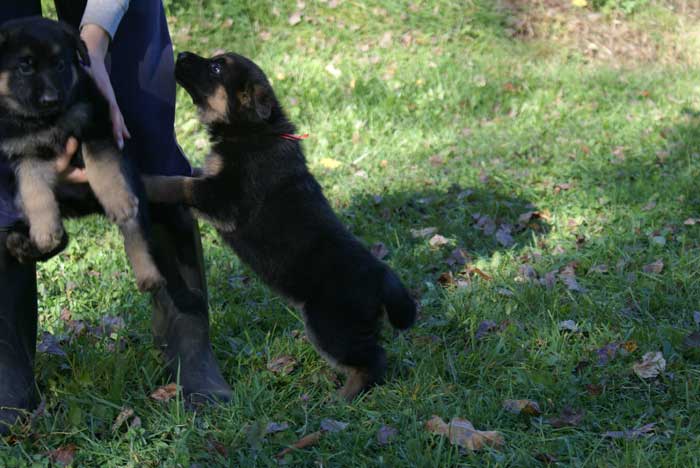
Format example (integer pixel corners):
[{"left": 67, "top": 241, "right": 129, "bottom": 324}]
[
  {"left": 15, "top": 159, "right": 64, "bottom": 252},
  {"left": 200, "top": 86, "right": 229, "bottom": 124},
  {"left": 203, "top": 152, "right": 224, "bottom": 176},
  {"left": 142, "top": 175, "right": 194, "bottom": 205},
  {"left": 338, "top": 367, "right": 370, "bottom": 402},
  {"left": 83, "top": 144, "right": 138, "bottom": 224},
  {"left": 0, "top": 72, "right": 10, "bottom": 95},
  {"left": 120, "top": 218, "right": 165, "bottom": 292}
]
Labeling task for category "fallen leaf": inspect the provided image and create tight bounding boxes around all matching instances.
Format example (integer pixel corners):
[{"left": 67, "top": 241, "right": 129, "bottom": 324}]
[
  {"left": 495, "top": 226, "right": 515, "bottom": 247},
  {"left": 446, "top": 248, "right": 470, "bottom": 267},
  {"left": 325, "top": 62, "right": 342, "bottom": 78},
  {"left": 596, "top": 343, "right": 620, "bottom": 366},
  {"left": 585, "top": 383, "right": 603, "bottom": 396},
  {"left": 588, "top": 264, "right": 609, "bottom": 274},
  {"left": 684, "top": 331, "right": 700, "bottom": 348},
  {"left": 411, "top": 227, "right": 437, "bottom": 238},
  {"left": 603, "top": 423, "right": 655, "bottom": 440},
  {"left": 475, "top": 320, "right": 498, "bottom": 340},
  {"left": 265, "top": 421, "right": 290, "bottom": 434},
  {"left": 379, "top": 31, "right": 393, "bottom": 48},
  {"left": 561, "top": 275, "right": 586, "bottom": 293},
  {"left": 267, "top": 355, "right": 298, "bottom": 375},
  {"left": 319, "top": 157, "right": 342, "bottom": 169},
  {"left": 371, "top": 242, "right": 389, "bottom": 260},
  {"left": 684, "top": 218, "right": 700, "bottom": 226},
  {"left": 288, "top": 11, "right": 303, "bottom": 25},
  {"left": 425, "top": 416, "right": 504, "bottom": 451},
  {"left": 633, "top": 351, "right": 666, "bottom": 379},
  {"left": 47, "top": 444, "right": 77, "bottom": 467},
  {"left": 622, "top": 340, "right": 638, "bottom": 353},
  {"left": 275, "top": 431, "right": 323, "bottom": 459},
  {"left": 466, "top": 267, "right": 492, "bottom": 281},
  {"left": 437, "top": 271, "right": 455, "bottom": 287},
  {"left": 37, "top": 332, "right": 67, "bottom": 357},
  {"left": 150, "top": 383, "right": 179, "bottom": 402},
  {"left": 112, "top": 407, "right": 135, "bottom": 433},
  {"left": 548, "top": 407, "right": 584, "bottom": 428},
  {"left": 558, "top": 320, "right": 580, "bottom": 333},
  {"left": 642, "top": 200, "right": 657, "bottom": 211},
  {"left": 642, "top": 259, "right": 664, "bottom": 274},
  {"left": 429, "top": 155, "right": 444, "bottom": 167},
  {"left": 535, "top": 453, "right": 558, "bottom": 464},
  {"left": 320, "top": 418, "right": 349, "bottom": 432},
  {"left": 377, "top": 425, "right": 398, "bottom": 445},
  {"left": 518, "top": 264, "right": 538, "bottom": 281},
  {"left": 429, "top": 234, "right": 450, "bottom": 248},
  {"left": 503, "top": 399, "right": 542, "bottom": 416}
]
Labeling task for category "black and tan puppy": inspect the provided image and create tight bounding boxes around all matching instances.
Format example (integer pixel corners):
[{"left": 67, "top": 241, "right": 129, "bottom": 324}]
[
  {"left": 0, "top": 17, "right": 163, "bottom": 291},
  {"left": 144, "top": 51, "right": 416, "bottom": 400}
]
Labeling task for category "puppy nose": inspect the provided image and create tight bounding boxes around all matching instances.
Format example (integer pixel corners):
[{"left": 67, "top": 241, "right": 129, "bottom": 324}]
[{"left": 39, "top": 89, "right": 59, "bottom": 107}]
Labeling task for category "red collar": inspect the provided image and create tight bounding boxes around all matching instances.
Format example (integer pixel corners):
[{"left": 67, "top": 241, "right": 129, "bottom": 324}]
[{"left": 279, "top": 133, "right": 309, "bottom": 141}]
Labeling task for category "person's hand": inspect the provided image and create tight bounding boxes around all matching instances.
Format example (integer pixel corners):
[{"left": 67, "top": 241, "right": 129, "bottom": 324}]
[
  {"left": 55, "top": 137, "right": 88, "bottom": 184},
  {"left": 80, "top": 24, "right": 131, "bottom": 150}
]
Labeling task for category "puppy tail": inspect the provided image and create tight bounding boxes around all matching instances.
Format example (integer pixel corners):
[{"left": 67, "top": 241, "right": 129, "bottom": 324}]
[{"left": 381, "top": 268, "right": 416, "bottom": 330}]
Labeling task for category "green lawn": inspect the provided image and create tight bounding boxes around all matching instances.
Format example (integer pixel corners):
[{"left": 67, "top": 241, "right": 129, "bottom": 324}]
[{"left": 4, "top": 0, "right": 700, "bottom": 466}]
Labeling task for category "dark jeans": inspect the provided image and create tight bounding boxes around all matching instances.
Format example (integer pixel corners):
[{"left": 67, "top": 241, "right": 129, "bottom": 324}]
[{"left": 0, "top": 0, "right": 191, "bottom": 228}]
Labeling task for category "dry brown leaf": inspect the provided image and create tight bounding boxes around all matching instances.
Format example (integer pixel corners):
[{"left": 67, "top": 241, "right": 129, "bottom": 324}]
[
  {"left": 112, "top": 407, "right": 134, "bottom": 432},
  {"left": 429, "top": 234, "right": 450, "bottom": 248},
  {"left": 425, "top": 415, "right": 504, "bottom": 451},
  {"left": 548, "top": 407, "right": 584, "bottom": 428},
  {"left": 288, "top": 11, "right": 303, "bottom": 25},
  {"left": 267, "top": 355, "right": 297, "bottom": 375},
  {"left": 503, "top": 399, "right": 542, "bottom": 416},
  {"left": 642, "top": 259, "right": 664, "bottom": 274},
  {"left": 150, "top": 383, "right": 179, "bottom": 402},
  {"left": 47, "top": 444, "right": 77, "bottom": 466},
  {"left": 377, "top": 425, "right": 398, "bottom": 445},
  {"left": 466, "top": 267, "right": 492, "bottom": 281},
  {"left": 633, "top": 351, "right": 666, "bottom": 379},
  {"left": 411, "top": 227, "right": 437, "bottom": 238},
  {"left": 275, "top": 431, "right": 323, "bottom": 459}
]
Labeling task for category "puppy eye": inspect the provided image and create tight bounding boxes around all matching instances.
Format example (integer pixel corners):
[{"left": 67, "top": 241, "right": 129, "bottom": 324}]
[
  {"left": 56, "top": 59, "right": 65, "bottom": 72},
  {"left": 18, "top": 58, "right": 34, "bottom": 76},
  {"left": 209, "top": 62, "right": 222, "bottom": 76}
]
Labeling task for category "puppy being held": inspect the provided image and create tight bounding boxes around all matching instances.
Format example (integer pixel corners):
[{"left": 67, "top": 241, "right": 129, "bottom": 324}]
[
  {"left": 0, "top": 17, "right": 163, "bottom": 291},
  {"left": 144, "top": 51, "right": 417, "bottom": 400}
]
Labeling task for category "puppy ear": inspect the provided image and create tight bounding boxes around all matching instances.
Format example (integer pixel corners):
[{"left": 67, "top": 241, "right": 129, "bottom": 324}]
[
  {"left": 252, "top": 84, "right": 272, "bottom": 121},
  {"left": 59, "top": 21, "right": 90, "bottom": 66}
]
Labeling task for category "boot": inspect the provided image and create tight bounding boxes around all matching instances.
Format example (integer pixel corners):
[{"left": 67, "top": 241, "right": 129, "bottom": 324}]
[
  {"left": 149, "top": 205, "right": 232, "bottom": 405},
  {"left": 0, "top": 229, "right": 38, "bottom": 435}
]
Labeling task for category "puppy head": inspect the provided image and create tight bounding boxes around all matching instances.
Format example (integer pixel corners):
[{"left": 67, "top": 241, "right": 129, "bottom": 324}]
[
  {"left": 175, "top": 51, "right": 276, "bottom": 126},
  {"left": 0, "top": 17, "right": 88, "bottom": 117}
]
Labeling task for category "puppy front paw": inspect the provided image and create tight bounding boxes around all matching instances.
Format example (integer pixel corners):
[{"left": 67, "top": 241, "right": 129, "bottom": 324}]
[
  {"left": 135, "top": 266, "right": 166, "bottom": 292},
  {"left": 30, "top": 222, "right": 65, "bottom": 253},
  {"left": 104, "top": 192, "right": 139, "bottom": 224}
]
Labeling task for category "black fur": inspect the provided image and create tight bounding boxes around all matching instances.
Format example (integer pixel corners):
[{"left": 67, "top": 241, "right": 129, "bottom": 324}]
[{"left": 148, "top": 52, "right": 416, "bottom": 399}]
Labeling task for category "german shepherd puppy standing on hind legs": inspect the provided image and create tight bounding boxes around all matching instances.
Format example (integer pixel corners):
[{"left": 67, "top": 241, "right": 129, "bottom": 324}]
[
  {"left": 145, "top": 51, "right": 417, "bottom": 400},
  {"left": 0, "top": 17, "right": 164, "bottom": 292}
]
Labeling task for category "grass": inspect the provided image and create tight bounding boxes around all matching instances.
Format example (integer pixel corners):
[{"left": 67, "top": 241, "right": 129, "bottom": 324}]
[{"left": 4, "top": 0, "right": 700, "bottom": 465}]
